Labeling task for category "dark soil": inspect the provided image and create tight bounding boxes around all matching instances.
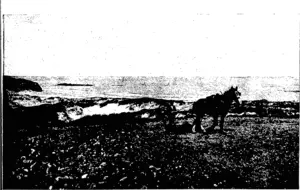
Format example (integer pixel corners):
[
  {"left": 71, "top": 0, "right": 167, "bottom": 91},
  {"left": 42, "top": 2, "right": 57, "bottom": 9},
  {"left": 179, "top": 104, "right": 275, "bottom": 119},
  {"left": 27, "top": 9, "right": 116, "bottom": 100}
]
[{"left": 3, "top": 114, "right": 299, "bottom": 189}]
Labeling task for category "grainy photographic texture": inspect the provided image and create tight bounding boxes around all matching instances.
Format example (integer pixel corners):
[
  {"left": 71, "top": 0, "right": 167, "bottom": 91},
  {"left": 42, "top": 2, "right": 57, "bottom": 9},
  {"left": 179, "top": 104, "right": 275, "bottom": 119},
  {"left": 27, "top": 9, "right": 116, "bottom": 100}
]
[{"left": 2, "top": 13, "right": 299, "bottom": 189}]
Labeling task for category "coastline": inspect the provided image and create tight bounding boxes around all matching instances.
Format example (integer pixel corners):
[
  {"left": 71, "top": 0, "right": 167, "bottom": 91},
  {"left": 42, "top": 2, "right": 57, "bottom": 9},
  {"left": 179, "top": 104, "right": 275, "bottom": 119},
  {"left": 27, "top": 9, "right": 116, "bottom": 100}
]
[
  {"left": 3, "top": 76, "right": 299, "bottom": 189},
  {"left": 6, "top": 90, "right": 300, "bottom": 127},
  {"left": 13, "top": 75, "right": 300, "bottom": 102}
]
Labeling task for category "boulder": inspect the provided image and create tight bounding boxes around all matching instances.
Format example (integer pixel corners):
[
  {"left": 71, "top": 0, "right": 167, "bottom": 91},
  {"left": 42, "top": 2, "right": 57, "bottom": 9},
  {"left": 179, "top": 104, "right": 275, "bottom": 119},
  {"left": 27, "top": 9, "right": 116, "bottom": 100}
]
[{"left": 3, "top": 76, "right": 42, "bottom": 92}]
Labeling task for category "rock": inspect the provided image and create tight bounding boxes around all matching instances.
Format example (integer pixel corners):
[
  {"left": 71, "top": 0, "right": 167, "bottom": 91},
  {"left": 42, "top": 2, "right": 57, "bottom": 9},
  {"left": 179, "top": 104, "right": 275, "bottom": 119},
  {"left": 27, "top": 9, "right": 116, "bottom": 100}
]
[
  {"left": 81, "top": 174, "right": 88, "bottom": 179},
  {"left": 141, "top": 113, "right": 150, "bottom": 118},
  {"left": 119, "top": 176, "right": 127, "bottom": 182},
  {"left": 17, "top": 103, "right": 67, "bottom": 128},
  {"left": 100, "top": 162, "right": 107, "bottom": 167},
  {"left": 175, "top": 113, "right": 186, "bottom": 119},
  {"left": 3, "top": 76, "right": 42, "bottom": 92},
  {"left": 66, "top": 106, "right": 84, "bottom": 120}
]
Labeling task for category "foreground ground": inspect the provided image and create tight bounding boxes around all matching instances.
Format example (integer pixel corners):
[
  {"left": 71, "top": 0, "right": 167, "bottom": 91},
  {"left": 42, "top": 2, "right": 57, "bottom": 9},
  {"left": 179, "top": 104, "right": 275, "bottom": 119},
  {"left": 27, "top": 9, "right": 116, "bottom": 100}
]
[{"left": 4, "top": 115, "right": 299, "bottom": 189}]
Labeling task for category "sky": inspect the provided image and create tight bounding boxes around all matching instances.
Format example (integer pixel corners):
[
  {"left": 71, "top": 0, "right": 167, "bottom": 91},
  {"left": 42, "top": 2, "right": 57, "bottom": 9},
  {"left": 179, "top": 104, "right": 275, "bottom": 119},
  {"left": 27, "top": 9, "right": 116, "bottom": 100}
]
[{"left": 2, "top": 0, "right": 300, "bottom": 76}]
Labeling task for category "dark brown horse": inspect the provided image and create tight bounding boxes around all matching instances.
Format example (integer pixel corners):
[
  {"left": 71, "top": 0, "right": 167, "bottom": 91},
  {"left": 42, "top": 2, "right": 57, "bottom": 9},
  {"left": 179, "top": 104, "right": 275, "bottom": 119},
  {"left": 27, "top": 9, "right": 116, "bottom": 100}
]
[{"left": 192, "top": 86, "right": 241, "bottom": 133}]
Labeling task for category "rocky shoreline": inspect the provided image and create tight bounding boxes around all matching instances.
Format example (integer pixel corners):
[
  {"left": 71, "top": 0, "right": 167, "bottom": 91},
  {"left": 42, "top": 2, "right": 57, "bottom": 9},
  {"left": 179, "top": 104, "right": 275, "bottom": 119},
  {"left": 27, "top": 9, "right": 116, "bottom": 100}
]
[
  {"left": 4, "top": 76, "right": 299, "bottom": 125},
  {"left": 3, "top": 76, "right": 299, "bottom": 189},
  {"left": 3, "top": 76, "right": 42, "bottom": 92},
  {"left": 7, "top": 90, "right": 300, "bottom": 120}
]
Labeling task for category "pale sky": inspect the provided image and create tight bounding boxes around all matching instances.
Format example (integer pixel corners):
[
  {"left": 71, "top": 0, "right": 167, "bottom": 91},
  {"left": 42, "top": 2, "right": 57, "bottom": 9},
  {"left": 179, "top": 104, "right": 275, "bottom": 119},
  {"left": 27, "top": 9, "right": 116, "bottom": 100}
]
[{"left": 2, "top": 0, "right": 300, "bottom": 76}]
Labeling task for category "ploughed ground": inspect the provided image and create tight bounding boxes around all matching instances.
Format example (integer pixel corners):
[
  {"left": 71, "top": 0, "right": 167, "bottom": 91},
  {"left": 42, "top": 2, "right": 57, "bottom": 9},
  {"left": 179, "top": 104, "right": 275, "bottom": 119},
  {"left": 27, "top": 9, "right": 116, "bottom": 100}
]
[{"left": 3, "top": 94, "right": 299, "bottom": 189}]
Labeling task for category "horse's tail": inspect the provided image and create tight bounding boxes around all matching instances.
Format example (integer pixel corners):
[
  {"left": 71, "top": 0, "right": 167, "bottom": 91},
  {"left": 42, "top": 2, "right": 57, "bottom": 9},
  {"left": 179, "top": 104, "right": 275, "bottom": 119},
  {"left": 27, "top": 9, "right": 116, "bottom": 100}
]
[{"left": 191, "top": 100, "right": 199, "bottom": 115}]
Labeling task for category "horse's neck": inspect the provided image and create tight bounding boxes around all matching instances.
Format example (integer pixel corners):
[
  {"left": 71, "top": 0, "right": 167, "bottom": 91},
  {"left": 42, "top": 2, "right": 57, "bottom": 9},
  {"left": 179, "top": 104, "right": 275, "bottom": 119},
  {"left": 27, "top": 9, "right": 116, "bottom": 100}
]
[{"left": 221, "top": 93, "right": 234, "bottom": 107}]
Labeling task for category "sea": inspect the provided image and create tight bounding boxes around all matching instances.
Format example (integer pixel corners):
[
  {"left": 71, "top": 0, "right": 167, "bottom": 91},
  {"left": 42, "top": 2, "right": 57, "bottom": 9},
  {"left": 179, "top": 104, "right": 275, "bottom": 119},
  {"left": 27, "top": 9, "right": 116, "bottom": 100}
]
[{"left": 17, "top": 76, "right": 299, "bottom": 102}]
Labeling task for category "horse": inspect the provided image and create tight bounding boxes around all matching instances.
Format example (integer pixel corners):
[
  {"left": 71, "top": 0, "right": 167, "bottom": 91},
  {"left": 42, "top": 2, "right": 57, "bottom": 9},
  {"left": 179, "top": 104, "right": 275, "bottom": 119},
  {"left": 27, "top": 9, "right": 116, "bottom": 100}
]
[{"left": 192, "top": 86, "right": 241, "bottom": 133}]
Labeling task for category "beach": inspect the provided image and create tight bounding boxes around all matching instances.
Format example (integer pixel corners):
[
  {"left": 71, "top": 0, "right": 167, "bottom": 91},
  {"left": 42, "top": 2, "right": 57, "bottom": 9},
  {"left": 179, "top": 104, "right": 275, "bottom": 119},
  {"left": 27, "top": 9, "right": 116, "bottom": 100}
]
[{"left": 3, "top": 76, "right": 299, "bottom": 189}]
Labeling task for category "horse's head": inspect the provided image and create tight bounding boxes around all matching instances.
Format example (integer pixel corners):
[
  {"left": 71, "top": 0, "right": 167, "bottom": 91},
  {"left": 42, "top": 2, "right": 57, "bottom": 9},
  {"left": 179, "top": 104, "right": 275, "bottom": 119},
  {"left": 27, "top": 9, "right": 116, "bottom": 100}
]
[{"left": 229, "top": 86, "right": 241, "bottom": 106}]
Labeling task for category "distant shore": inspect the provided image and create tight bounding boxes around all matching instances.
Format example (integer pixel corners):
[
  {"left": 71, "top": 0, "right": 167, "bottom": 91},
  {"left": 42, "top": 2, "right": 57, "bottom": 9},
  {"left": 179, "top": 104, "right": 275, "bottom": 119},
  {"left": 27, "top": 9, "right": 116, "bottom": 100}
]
[{"left": 56, "top": 83, "right": 93, "bottom": 86}]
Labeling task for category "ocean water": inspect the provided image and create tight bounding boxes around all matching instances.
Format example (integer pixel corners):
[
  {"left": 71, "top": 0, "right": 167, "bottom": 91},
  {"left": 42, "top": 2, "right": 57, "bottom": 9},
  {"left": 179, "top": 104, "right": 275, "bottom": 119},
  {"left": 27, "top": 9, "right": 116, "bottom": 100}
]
[{"left": 17, "top": 76, "right": 299, "bottom": 102}]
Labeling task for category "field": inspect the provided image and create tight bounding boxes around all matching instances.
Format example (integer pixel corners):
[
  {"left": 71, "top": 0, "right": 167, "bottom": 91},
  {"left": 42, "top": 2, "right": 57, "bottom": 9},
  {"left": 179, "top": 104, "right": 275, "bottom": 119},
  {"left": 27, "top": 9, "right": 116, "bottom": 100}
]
[{"left": 4, "top": 111, "right": 299, "bottom": 189}]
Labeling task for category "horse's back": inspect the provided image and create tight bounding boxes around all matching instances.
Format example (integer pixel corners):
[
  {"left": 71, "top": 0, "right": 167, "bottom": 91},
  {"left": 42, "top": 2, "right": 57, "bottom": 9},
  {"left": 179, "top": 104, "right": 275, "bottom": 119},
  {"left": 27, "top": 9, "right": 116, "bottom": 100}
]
[
  {"left": 193, "top": 94, "right": 222, "bottom": 115},
  {"left": 192, "top": 98, "right": 207, "bottom": 115}
]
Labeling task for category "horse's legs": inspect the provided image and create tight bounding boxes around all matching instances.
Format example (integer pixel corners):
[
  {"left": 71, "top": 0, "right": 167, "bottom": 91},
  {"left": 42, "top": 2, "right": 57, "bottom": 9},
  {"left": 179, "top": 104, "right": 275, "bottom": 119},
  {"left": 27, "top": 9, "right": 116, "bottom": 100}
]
[
  {"left": 200, "top": 119, "right": 207, "bottom": 133},
  {"left": 193, "top": 114, "right": 205, "bottom": 133},
  {"left": 193, "top": 114, "right": 199, "bottom": 132},
  {"left": 197, "top": 117, "right": 206, "bottom": 133},
  {"left": 220, "top": 115, "right": 225, "bottom": 132},
  {"left": 213, "top": 115, "right": 218, "bottom": 128},
  {"left": 206, "top": 114, "right": 218, "bottom": 132}
]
